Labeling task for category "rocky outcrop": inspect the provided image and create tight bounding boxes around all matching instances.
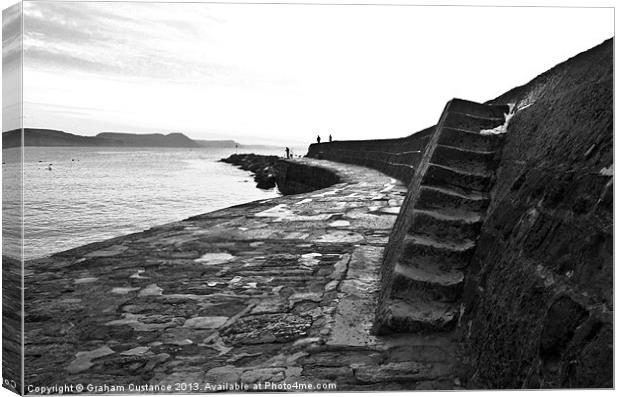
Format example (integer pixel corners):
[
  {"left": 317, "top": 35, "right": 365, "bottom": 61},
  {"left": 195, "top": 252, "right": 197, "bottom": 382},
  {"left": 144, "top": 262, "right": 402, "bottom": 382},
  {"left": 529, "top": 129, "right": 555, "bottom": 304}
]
[
  {"left": 459, "top": 38, "right": 613, "bottom": 388},
  {"left": 221, "top": 154, "right": 341, "bottom": 195},
  {"left": 220, "top": 154, "right": 280, "bottom": 189}
]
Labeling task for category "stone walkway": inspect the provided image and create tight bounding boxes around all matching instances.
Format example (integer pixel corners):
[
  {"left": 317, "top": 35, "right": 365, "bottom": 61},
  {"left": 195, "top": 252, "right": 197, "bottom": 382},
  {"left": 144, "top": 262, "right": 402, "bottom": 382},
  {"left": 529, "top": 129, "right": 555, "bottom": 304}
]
[{"left": 25, "top": 158, "right": 459, "bottom": 392}]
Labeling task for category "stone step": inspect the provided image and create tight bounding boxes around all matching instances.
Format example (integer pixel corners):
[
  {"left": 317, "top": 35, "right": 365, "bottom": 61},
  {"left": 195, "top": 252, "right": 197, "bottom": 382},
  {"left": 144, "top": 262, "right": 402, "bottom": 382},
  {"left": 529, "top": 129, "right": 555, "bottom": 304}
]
[
  {"left": 416, "top": 185, "right": 490, "bottom": 213},
  {"left": 391, "top": 262, "right": 464, "bottom": 302},
  {"left": 443, "top": 111, "right": 505, "bottom": 133},
  {"left": 438, "top": 127, "right": 504, "bottom": 153},
  {"left": 423, "top": 163, "right": 492, "bottom": 192},
  {"left": 448, "top": 98, "right": 510, "bottom": 120},
  {"left": 411, "top": 209, "right": 482, "bottom": 241},
  {"left": 431, "top": 144, "right": 498, "bottom": 176},
  {"left": 401, "top": 234, "right": 475, "bottom": 269},
  {"left": 376, "top": 298, "right": 459, "bottom": 334},
  {"left": 435, "top": 142, "right": 497, "bottom": 156}
]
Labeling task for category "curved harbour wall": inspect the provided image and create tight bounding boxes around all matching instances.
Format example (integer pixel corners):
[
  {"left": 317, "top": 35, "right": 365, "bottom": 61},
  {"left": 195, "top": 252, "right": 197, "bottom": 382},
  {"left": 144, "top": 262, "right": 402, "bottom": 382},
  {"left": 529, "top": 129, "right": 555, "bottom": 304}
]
[{"left": 306, "top": 126, "right": 435, "bottom": 184}]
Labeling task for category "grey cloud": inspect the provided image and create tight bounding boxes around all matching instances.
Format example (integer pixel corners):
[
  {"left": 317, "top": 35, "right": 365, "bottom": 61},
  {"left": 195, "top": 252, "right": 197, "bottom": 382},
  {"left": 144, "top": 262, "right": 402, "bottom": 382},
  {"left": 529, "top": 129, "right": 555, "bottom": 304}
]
[
  {"left": 25, "top": 1, "right": 138, "bottom": 28},
  {"left": 23, "top": 42, "right": 233, "bottom": 84},
  {"left": 24, "top": 1, "right": 218, "bottom": 46},
  {"left": 3, "top": 3, "right": 22, "bottom": 71},
  {"left": 25, "top": 13, "right": 113, "bottom": 45},
  {"left": 20, "top": 2, "right": 277, "bottom": 91},
  {"left": 3, "top": 2, "right": 21, "bottom": 38},
  {"left": 24, "top": 47, "right": 122, "bottom": 74},
  {"left": 22, "top": 1, "right": 224, "bottom": 79},
  {"left": 3, "top": 43, "right": 21, "bottom": 71}
]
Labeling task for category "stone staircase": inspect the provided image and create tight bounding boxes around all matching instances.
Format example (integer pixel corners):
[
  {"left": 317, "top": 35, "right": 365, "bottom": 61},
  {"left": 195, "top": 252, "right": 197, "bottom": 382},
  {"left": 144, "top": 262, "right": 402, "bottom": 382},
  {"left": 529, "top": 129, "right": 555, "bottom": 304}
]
[{"left": 375, "top": 98, "right": 510, "bottom": 334}]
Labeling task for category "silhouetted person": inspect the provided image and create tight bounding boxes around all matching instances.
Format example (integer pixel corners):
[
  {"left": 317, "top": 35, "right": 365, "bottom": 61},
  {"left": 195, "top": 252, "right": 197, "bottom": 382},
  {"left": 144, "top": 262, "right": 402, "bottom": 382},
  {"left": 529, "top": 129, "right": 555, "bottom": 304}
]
[
  {"left": 317, "top": 135, "right": 321, "bottom": 144},
  {"left": 329, "top": 134, "right": 333, "bottom": 142},
  {"left": 285, "top": 147, "right": 290, "bottom": 159}
]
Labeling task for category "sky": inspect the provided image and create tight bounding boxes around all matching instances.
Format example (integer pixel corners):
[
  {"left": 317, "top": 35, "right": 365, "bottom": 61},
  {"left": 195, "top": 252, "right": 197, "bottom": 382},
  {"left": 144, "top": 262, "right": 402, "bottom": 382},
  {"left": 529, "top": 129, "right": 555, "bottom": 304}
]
[{"left": 2, "top": 1, "right": 615, "bottom": 145}]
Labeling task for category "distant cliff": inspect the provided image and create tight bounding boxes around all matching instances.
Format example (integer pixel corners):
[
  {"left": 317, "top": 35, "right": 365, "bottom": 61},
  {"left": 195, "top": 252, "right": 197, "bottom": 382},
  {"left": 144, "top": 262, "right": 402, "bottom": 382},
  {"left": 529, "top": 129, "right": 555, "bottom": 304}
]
[
  {"left": 2, "top": 128, "right": 122, "bottom": 149},
  {"left": 1, "top": 129, "right": 205, "bottom": 149},
  {"left": 96, "top": 132, "right": 199, "bottom": 147},
  {"left": 195, "top": 139, "right": 240, "bottom": 148}
]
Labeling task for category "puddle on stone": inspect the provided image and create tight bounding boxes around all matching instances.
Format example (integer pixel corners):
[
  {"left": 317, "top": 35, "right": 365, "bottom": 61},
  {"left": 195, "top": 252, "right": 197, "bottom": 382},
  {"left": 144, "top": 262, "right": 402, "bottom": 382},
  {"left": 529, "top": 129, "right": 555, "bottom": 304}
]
[
  {"left": 196, "top": 252, "right": 236, "bottom": 265},
  {"left": 120, "top": 346, "right": 150, "bottom": 356},
  {"left": 329, "top": 220, "right": 351, "bottom": 227},
  {"left": 299, "top": 253, "right": 322, "bottom": 268},
  {"left": 111, "top": 287, "right": 140, "bottom": 295},
  {"left": 130, "top": 269, "right": 148, "bottom": 279},
  {"left": 74, "top": 277, "right": 98, "bottom": 284},
  {"left": 139, "top": 284, "right": 163, "bottom": 297},
  {"left": 379, "top": 207, "right": 400, "bottom": 215},
  {"left": 184, "top": 316, "right": 229, "bottom": 329},
  {"left": 67, "top": 346, "right": 115, "bottom": 374},
  {"left": 316, "top": 230, "right": 364, "bottom": 243},
  {"left": 381, "top": 184, "right": 395, "bottom": 193}
]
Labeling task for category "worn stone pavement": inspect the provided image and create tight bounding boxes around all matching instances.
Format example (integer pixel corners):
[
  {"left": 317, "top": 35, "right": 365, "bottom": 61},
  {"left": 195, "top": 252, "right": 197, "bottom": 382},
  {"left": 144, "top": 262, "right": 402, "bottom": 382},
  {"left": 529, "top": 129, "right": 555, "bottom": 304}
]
[{"left": 24, "top": 158, "right": 459, "bottom": 392}]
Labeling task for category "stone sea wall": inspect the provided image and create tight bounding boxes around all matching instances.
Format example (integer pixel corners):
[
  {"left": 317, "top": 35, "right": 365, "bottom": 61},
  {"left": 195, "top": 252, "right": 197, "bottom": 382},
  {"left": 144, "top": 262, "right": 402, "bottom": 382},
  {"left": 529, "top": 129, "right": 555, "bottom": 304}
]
[
  {"left": 273, "top": 160, "right": 340, "bottom": 195},
  {"left": 306, "top": 126, "right": 435, "bottom": 184},
  {"left": 460, "top": 38, "right": 613, "bottom": 388}
]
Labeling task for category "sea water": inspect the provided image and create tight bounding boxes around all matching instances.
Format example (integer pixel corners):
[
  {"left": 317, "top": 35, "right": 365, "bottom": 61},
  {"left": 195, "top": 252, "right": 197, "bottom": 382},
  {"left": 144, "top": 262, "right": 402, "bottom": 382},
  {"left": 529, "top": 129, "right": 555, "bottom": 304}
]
[{"left": 2, "top": 146, "right": 292, "bottom": 259}]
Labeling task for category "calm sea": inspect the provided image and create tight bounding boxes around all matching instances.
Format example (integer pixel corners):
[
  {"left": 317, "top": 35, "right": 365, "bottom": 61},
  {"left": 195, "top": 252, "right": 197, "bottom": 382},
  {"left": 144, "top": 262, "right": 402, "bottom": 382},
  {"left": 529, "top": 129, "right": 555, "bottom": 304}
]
[{"left": 2, "top": 146, "right": 298, "bottom": 260}]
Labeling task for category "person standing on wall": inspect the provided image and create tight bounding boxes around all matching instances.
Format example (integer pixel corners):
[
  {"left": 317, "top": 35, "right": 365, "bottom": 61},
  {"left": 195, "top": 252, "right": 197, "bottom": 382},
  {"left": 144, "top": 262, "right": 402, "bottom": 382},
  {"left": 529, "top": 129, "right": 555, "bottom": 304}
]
[
  {"left": 329, "top": 134, "right": 333, "bottom": 142},
  {"left": 317, "top": 134, "right": 321, "bottom": 144},
  {"left": 285, "top": 147, "right": 290, "bottom": 159}
]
